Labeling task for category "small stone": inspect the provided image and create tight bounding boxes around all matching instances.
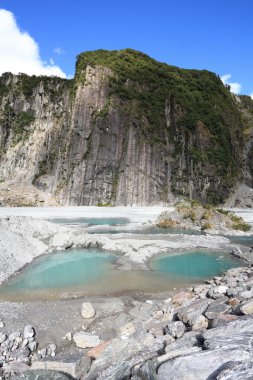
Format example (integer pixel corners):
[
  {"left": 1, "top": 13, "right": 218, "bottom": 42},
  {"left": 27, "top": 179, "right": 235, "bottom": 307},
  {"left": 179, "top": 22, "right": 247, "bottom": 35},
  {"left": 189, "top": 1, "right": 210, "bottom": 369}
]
[
  {"left": 12, "top": 346, "right": 30, "bottom": 361},
  {"left": 38, "top": 348, "right": 47, "bottom": 358},
  {"left": 172, "top": 291, "right": 193, "bottom": 306},
  {"left": 21, "top": 338, "right": 29, "bottom": 347},
  {"left": 28, "top": 341, "right": 37, "bottom": 352},
  {"left": 8, "top": 331, "right": 21, "bottom": 341},
  {"left": 117, "top": 322, "right": 136, "bottom": 338},
  {"left": 16, "top": 337, "right": 23, "bottom": 344},
  {"left": 0, "top": 332, "right": 7, "bottom": 344},
  {"left": 0, "top": 322, "right": 4, "bottom": 328},
  {"left": 81, "top": 302, "right": 96, "bottom": 319},
  {"left": 146, "top": 300, "right": 154, "bottom": 305},
  {"left": 48, "top": 343, "right": 56, "bottom": 354},
  {"left": 73, "top": 332, "right": 100, "bottom": 349},
  {"left": 65, "top": 332, "right": 72, "bottom": 342},
  {"left": 23, "top": 325, "right": 35, "bottom": 339}
]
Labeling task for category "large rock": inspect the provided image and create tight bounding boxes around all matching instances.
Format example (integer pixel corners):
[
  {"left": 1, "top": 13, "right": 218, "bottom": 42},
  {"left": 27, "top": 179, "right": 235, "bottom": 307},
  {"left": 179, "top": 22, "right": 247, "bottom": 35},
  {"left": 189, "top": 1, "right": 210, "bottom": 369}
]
[
  {"left": 177, "top": 299, "right": 211, "bottom": 325},
  {"left": 81, "top": 302, "right": 96, "bottom": 319},
  {"left": 157, "top": 346, "right": 249, "bottom": 380},
  {"left": 9, "top": 369, "right": 76, "bottom": 379},
  {"left": 73, "top": 332, "right": 100, "bottom": 349},
  {"left": 158, "top": 315, "right": 253, "bottom": 380},
  {"left": 91, "top": 338, "right": 142, "bottom": 370},
  {"left": 208, "top": 286, "right": 228, "bottom": 299},
  {"left": 240, "top": 299, "right": 253, "bottom": 315},
  {"left": 30, "top": 352, "right": 91, "bottom": 379},
  {"left": 166, "top": 321, "right": 185, "bottom": 339},
  {"left": 191, "top": 315, "right": 208, "bottom": 330},
  {"left": 165, "top": 331, "right": 200, "bottom": 354},
  {"left": 205, "top": 301, "right": 230, "bottom": 320},
  {"left": 215, "top": 360, "right": 253, "bottom": 380}
]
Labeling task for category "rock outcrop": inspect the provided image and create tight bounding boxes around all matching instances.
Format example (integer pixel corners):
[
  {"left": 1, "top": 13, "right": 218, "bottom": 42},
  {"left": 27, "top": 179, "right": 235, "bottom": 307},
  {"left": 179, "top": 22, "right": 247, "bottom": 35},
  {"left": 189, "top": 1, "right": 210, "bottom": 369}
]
[{"left": 0, "top": 49, "right": 252, "bottom": 206}]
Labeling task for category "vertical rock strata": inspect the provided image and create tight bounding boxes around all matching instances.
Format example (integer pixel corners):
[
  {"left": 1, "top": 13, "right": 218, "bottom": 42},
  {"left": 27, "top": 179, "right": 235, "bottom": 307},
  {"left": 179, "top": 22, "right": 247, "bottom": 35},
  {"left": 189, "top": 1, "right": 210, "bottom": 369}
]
[{"left": 0, "top": 49, "right": 251, "bottom": 206}]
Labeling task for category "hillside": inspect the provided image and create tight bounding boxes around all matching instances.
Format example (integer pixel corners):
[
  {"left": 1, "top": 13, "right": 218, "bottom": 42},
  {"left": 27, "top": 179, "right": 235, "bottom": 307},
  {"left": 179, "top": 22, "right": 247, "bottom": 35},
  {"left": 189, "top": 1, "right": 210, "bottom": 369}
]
[{"left": 0, "top": 49, "right": 252, "bottom": 206}]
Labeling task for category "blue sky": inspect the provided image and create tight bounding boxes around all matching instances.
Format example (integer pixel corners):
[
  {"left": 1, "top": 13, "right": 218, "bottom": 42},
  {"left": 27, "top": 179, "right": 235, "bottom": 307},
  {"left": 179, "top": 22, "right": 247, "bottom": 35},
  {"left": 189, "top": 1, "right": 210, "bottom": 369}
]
[{"left": 0, "top": 0, "right": 252, "bottom": 96}]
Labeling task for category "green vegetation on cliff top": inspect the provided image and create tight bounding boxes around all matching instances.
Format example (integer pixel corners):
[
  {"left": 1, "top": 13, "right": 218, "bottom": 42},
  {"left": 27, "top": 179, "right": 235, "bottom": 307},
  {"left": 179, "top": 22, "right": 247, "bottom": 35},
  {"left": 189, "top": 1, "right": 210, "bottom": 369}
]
[{"left": 75, "top": 49, "right": 244, "bottom": 202}]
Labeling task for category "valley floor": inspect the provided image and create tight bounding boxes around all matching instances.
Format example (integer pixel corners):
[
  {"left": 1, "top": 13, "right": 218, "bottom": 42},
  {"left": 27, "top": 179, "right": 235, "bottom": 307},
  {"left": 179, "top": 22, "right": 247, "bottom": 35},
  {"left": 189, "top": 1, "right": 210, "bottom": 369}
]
[{"left": 1, "top": 206, "right": 253, "bottom": 379}]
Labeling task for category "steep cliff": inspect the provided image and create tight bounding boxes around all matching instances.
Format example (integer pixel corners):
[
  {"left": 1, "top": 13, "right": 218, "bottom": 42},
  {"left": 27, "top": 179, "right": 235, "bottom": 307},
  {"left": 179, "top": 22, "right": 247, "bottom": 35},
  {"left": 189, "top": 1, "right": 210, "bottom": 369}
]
[{"left": 0, "top": 49, "right": 251, "bottom": 206}]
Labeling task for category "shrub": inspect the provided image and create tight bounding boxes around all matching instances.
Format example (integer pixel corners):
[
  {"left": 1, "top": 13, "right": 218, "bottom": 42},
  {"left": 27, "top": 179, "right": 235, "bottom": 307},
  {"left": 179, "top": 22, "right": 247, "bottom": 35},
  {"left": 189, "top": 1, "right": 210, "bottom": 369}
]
[
  {"left": 201, "top": 222, "right": 213, "bottom": 231},
  {"left": 232, "top": 221, "right": 251, "bottom": 232},
  {"left": 157, "top": 218, "right": 178, "bottom": 228}
]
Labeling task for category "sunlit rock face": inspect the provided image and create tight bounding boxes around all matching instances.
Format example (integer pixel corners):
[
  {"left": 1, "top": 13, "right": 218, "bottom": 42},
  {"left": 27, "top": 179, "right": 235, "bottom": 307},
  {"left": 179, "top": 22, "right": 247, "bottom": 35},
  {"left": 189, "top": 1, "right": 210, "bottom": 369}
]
[{"left": 0, "top": 49, "right": 252, "bottom": 206}]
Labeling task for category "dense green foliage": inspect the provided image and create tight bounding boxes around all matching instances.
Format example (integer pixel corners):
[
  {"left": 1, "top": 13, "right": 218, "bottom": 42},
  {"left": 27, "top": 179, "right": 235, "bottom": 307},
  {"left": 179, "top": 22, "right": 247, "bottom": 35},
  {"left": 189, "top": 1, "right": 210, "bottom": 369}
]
[{"left": 17, "top": 73, "right": 71, "bottom": 101}]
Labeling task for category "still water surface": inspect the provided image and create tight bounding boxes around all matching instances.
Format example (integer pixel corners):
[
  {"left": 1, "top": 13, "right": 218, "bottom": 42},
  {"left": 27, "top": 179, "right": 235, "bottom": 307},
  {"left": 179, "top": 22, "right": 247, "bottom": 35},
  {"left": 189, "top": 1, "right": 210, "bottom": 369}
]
[{"left": 0, "top": 248, "right": 239, "bottom": 301}]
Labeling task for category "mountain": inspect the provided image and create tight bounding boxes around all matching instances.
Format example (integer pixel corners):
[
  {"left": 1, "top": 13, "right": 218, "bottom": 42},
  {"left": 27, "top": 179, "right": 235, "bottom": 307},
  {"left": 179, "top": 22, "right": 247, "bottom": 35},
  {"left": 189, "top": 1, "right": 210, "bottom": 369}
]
[{"left": 0, "top": 49, "right": 252, "bottom": 206}]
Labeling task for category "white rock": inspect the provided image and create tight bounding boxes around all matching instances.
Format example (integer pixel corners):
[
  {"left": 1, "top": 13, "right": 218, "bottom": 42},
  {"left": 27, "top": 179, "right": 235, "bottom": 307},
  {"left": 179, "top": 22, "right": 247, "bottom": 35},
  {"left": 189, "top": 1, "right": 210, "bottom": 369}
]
[
  {"left": 117, "top": 322, "right": 136, "bottom": 338},
  {"left": 28, "top": 341, "right": 37, "bottom": 352},
  {"left": 23, "top": 325, "right": 35, "bottom": 339},
  {"left": 0, "top": 321, "right": 4, "bottom": 328},
  {"left": 66, "top": 332, "right": 72, "bottom": 341},
  {"left": 0, "top": 332, "right": 7, "bottom": 344},
  {"left": 73, "top": 332, "right": 100, "bottom": 348},
  {"left": 8, "top": 331, "right": 21, "bottom": 341},
  {"left": 81, "top": 302, "right": 96, "bottom": 319},
  {"left": 21, "top": 339, "right": 29, "bottom": 347}
]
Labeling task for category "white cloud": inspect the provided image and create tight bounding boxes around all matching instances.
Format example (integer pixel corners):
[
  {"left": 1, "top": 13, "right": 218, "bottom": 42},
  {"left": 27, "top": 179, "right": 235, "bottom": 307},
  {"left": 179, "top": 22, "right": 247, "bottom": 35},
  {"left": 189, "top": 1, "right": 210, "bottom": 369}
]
[
  {"left": 0, "top": 9, "right": 66, "bottom": 78},
  {"left": 221, "top": 74, "right": 242, "bottom": 95},
  {"left": 251, "top": 93, "right": 253, "bottom": 100},
  {"left": 54, "top": 47, "right": 65, "bottom": 55}
]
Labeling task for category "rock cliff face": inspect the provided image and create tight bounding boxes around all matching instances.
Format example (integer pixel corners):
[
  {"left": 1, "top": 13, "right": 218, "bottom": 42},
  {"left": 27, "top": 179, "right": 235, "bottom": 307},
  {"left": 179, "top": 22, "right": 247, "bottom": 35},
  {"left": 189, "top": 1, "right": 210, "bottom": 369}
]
[{"left": 0, "top": 49, "right": 252, "bottom": 206}]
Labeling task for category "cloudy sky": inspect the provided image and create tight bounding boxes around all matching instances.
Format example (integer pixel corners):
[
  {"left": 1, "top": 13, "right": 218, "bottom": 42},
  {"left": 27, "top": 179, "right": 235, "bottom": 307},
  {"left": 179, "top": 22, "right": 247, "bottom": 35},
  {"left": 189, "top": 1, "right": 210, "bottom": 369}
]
[{"left": 0, "top": 0, "right": 252, "bottom": 98}]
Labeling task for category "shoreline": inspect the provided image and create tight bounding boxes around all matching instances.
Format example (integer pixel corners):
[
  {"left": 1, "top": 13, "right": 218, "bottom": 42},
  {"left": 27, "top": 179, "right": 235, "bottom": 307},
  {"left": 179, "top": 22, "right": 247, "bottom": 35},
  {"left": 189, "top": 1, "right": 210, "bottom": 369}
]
[{"left": 1, "top": 207, "right": 253, "bottom": 379}]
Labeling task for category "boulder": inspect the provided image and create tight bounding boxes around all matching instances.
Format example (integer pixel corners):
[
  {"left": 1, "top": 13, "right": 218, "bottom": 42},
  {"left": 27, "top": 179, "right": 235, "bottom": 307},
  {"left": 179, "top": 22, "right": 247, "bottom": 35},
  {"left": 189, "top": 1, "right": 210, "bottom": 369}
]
[
  {"left": 81, "top": 302, "right": 96, "bottom": 319},
  {"left": 210, "top": 313, "right": 238, "bottom": 328},
  {"left": 10, "top": 369, "right": 76, "bottom": 379},
  {"left": 73, "top": 332, "right": 100, "bottom": 349},
  {"left": 30, "top": 352, "right": 91, "bottom": 379},
  {"left": 205, "top": 302, "right": 230, "bottom": 320},
  {"left": 177, "top": 299, "right": 211, "bottom": 325},
  {"left": 166, "top": 321, "right": 185, "bottom": 339},
  {"left": 165, "top": 331, "right": 201, "bottom": 354},
  {"left": 208, "top": 286, "right": 228, "bottom": 300},
  {"left": 157, "top": 346, "right": 249, "bottom": 380},
  {"left": 240, "top": 299, "right": 253, "bottom": 315},
  {"left": 215, "top": 360, "right": 253, "bottom": 380},
  {"left": 191, "top": 315, "right": 208, "bottom": 330}
]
